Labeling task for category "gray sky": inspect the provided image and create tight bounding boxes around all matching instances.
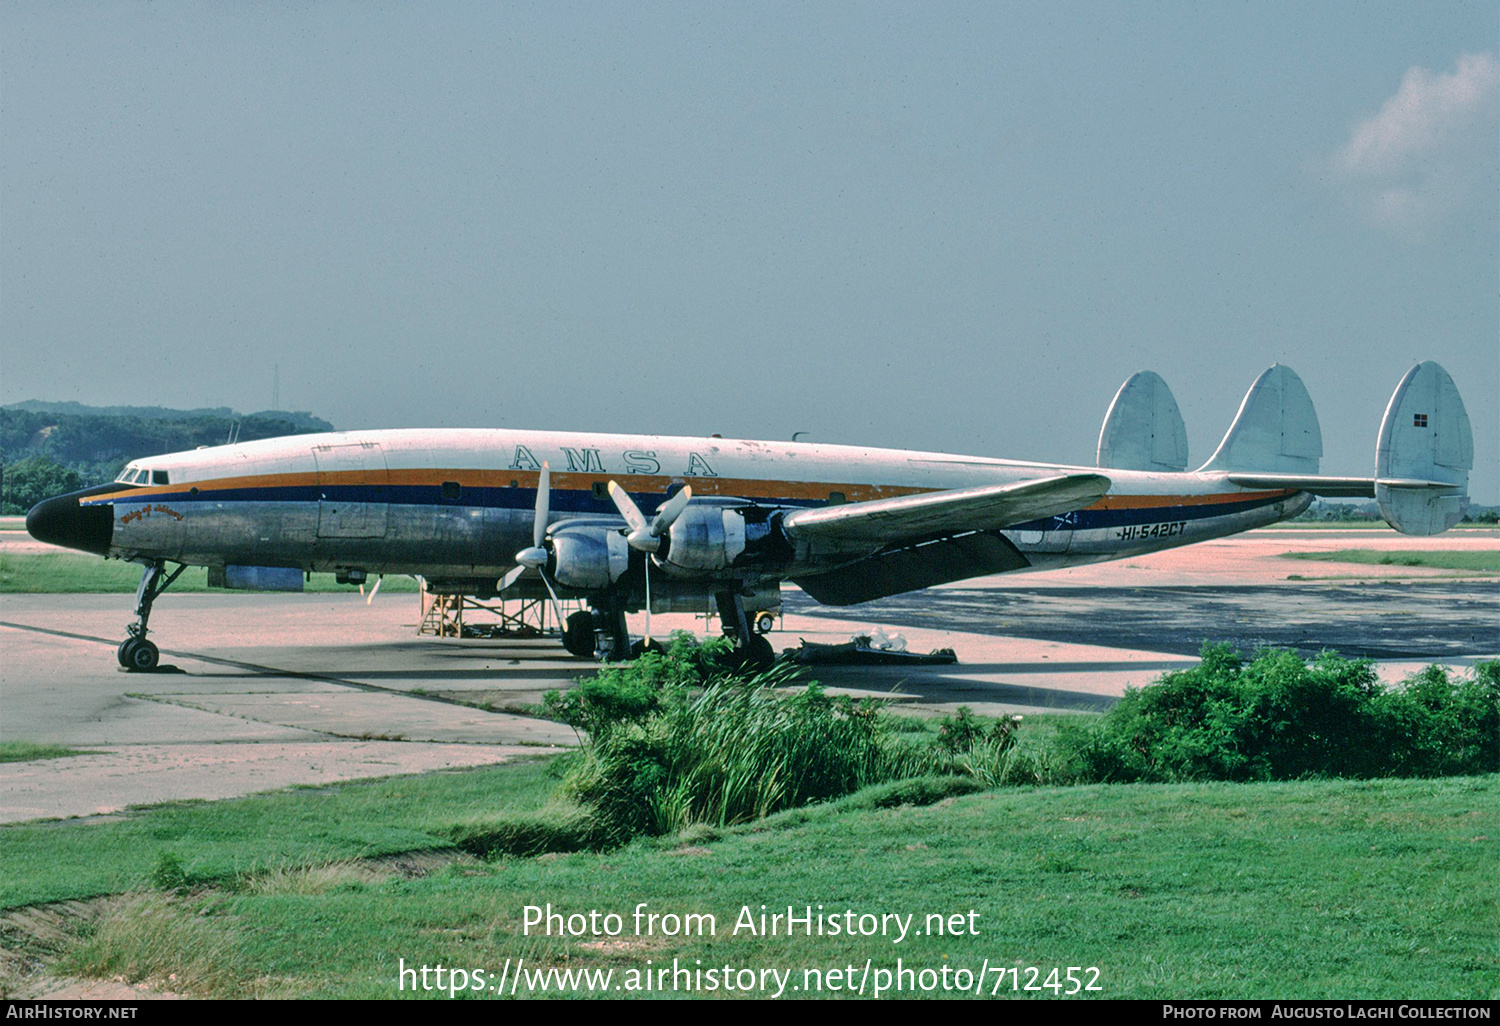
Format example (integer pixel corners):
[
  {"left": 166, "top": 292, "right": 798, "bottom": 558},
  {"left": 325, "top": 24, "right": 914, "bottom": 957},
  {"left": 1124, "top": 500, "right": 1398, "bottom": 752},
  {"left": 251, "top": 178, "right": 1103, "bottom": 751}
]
[{"left": 3, "top": 2, "right": 1496, "bottom": 501}]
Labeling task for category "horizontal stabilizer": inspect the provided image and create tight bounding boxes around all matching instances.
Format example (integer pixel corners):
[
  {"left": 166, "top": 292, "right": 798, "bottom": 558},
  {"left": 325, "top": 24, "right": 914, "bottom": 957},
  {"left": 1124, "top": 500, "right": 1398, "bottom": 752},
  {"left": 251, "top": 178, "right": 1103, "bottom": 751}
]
[
  {"left": 1226, "top": 473, "right": 1465, "bottom": 498},
  {"left": 1198, "top": 365, "right": 1322, "bottom": 474},
  {"left": 1375, "top": 361, "right": 1471, "bottom": 535},
  {"left": 782, "top": 473, "right": 1111, "bottom": 545},
  {"left": 1226, "top": 474, "right": 1374, "bottom": 498},
  {"left": 1097, "top": 370, "right": 1189, "bottom": 472}
]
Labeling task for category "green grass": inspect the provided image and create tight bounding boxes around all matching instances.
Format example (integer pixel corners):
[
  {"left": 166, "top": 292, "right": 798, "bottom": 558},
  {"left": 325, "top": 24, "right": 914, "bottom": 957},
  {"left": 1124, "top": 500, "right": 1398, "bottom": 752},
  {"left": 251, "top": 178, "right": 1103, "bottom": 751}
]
[
  {"left": 0, "top": 551, "right": 421, "bottom": 593},
  {"left": 2, "top": 762, "right": 1493, "bottom": 998},
  {"left": 0, "top": 741, "right": 103, "bottom": 763},
  {"left": 1283, "top": 549, "right": 1500, "bottom": 572},
  {"left": 0, "top": 759, "right": 563, "bottom": 909}
]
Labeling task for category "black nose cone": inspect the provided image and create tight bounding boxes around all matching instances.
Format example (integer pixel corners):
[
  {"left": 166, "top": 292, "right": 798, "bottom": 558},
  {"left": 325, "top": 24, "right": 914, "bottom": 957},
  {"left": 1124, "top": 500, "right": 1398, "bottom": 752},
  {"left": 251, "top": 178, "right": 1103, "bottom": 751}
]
[{"left": 26, "top": 485, "right": 117, "bottom": 556}]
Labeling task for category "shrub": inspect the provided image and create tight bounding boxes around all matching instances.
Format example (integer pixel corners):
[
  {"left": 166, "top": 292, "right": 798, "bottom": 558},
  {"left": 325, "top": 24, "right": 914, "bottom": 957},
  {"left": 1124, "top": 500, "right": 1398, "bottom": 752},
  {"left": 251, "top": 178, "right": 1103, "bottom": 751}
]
[{"left": 1065, "top": 647, "right": 1500, "bottom": 783}]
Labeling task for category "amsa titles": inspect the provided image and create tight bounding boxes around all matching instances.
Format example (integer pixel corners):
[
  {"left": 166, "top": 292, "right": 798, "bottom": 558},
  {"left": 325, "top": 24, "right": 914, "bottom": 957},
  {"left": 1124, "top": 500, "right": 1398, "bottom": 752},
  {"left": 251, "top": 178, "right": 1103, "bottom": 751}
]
[
  {"left": 522, "top": 903, "right": 980, "bottom": 944},
  {"left": 505, "top": 445, "right": 718, "bottom": 477}
]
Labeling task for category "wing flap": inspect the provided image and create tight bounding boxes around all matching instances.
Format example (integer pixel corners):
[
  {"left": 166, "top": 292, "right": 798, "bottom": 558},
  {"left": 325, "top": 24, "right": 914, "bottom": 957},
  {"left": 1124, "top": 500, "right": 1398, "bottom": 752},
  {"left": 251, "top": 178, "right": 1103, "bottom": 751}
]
[
  {"left": 793, "top": 530, "right": 1032, "bottom": 605},
  {"left": 782, "top": 473, "right": 1111, "bottom": 544}
]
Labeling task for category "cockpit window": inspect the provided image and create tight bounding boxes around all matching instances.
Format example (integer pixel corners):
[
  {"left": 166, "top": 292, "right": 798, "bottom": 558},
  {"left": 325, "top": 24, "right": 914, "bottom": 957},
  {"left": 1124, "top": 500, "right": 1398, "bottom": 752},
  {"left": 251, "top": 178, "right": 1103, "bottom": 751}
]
[{"left": 152, "top": 470, "right": 169, "bottom": 485}]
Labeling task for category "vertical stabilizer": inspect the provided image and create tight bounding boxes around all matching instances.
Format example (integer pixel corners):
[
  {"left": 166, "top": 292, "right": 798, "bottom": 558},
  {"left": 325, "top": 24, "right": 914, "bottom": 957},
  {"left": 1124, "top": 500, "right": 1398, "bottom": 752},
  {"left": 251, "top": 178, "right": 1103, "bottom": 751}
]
[
  {"left": 1096, "top": 371, "right": 1190, "bottom": 472},
  {"left": 1375, "top": 361, "right": 1472, "bottom": 535},
  {"left": 1197, "top": 365, "right": 1322, "bottom": 474}
]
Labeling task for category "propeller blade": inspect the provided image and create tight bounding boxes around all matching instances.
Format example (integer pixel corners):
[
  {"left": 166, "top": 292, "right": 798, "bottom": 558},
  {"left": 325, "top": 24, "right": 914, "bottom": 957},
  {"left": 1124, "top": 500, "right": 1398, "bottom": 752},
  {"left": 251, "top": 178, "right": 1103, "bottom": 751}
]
[
  {"left": 649, "top": 485, "right": 693, "bottom": 536},
  {"left": 643, "top": 556, "right": 651, "bottom": 644},
  {"left": 537, "top": 568, "right": 565, "bottom": 628},
  {"left": 533, "top": 462, "right": 550, "bottom": 549},
  {"left": 607, "top": 481, "right": 650, "bottom": 535},
  {"left": 497, "top": 564, "right": 526, "bottom": 592},
  {"left": 365, "top": 576, "right": 382, "bottom": 605}
]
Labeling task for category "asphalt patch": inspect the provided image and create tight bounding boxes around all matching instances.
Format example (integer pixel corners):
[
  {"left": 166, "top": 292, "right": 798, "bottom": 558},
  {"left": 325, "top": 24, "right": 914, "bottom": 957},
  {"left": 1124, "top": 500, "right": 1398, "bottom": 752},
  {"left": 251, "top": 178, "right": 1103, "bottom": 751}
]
[{"left": 783, "top": 580, "right": 1499, "bottom": 659}]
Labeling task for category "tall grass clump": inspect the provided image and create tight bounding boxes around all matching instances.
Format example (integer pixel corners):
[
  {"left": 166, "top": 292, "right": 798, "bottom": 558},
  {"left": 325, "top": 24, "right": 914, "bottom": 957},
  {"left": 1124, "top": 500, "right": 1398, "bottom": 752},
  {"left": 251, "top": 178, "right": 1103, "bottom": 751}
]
[
  {"left": 1063, "top": 646, "right": 1499, "bottom": 783},
  {"left": 539, "top": 633, "right": 986, "bottom": 841},
  {"left": 561, "top": 666, "right": 928, "bottom": 839},
  {"left": 57, "top": 893, "right": 248, "bottom": 997}
]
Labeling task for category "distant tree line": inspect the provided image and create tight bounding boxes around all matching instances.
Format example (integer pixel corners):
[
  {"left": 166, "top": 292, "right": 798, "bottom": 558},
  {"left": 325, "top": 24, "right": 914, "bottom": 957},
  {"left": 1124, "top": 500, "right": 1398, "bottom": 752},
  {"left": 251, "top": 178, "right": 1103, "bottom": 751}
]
[
  {"left": 0, "top": 406, "right": 334, "bottom": 514},
  {"left": 1293, "top": 498, "right": 1497, "bottom": 525}
]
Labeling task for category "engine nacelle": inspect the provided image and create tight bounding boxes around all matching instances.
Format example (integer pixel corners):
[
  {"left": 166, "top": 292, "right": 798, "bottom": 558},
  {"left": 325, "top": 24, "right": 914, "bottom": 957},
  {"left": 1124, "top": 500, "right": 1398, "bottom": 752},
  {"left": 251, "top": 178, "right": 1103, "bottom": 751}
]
[
  {"left": 550, "top": 526, "right": 629, "bottom": 590},
  {"left": 657, "top": 506, "right": 746, "bottom": 575}
]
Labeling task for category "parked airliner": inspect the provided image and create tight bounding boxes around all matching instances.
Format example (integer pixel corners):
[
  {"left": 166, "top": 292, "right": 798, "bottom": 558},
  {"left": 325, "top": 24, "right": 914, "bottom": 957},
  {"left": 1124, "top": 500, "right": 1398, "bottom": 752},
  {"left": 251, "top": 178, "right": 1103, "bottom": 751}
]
[{"left": 26, "top": 362, "right": 1473, "bottom": 670}]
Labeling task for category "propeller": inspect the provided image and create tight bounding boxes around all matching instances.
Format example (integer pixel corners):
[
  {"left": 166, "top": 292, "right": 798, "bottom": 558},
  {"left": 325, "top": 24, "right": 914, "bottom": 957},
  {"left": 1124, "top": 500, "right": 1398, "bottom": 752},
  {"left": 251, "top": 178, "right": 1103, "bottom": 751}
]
[
  {"left": 497, "top": 462, "right": 566, "bottom": 626},
  {"left": 606, "top": 481, "right": 692, "bottom": 644},
  {"left": 362, "top": 576, "right": 382, "bottom": 605},
  {"left": 607, "top": 481, "right": 692, "bottom": 553}
]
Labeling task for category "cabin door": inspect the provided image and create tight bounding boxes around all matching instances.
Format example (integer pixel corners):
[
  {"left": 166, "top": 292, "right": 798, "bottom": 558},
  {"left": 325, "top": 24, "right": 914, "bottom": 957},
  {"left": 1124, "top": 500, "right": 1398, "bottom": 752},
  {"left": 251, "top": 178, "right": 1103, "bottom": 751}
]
[{"left": 312, "top": 442, "right": 390, "bottom": 538}]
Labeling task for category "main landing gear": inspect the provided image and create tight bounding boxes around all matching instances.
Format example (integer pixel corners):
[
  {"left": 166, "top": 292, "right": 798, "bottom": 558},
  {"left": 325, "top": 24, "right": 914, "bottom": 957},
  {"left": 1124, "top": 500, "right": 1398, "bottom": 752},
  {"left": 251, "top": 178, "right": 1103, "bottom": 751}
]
[
  {"left": 716, "top": 589, "right": 775, "bottom": 671},
  {"left": 117, "top": 559, "right": 186, "bottom": 672},
  {"left": 562, "top": 592, "right": 775, "bottom": 669},
  {"left": 561, "top": 604, "right": 635, "bottom": 662}
]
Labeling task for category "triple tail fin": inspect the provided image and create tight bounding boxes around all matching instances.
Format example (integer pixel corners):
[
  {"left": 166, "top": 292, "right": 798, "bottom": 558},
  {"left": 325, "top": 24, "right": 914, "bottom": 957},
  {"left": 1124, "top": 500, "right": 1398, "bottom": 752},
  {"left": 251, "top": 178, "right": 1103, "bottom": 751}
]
[
  {"left": 1096, "top": 371, "right": 1190, "bottom": 472},
  {"left": 1197, "top": 364, "right": 1322, "bottom": 474},
  {"left": 1375, "top": 361, "right": 1472, "bottom": 535}
]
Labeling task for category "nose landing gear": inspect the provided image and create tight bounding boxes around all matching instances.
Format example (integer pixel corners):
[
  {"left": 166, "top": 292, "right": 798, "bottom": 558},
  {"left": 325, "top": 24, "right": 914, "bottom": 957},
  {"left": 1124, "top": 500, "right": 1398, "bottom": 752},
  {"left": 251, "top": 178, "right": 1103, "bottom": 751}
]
[{"left": 117, "top": 560, "right": 186, "bottom": 672}]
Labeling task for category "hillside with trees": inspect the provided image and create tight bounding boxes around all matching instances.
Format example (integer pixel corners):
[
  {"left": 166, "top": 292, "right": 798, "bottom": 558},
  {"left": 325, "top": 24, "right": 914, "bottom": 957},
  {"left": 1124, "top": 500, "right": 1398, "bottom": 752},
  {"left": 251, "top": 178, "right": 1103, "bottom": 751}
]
[{"left": 0, "top": 403, "right": 334, "bottom": 514}]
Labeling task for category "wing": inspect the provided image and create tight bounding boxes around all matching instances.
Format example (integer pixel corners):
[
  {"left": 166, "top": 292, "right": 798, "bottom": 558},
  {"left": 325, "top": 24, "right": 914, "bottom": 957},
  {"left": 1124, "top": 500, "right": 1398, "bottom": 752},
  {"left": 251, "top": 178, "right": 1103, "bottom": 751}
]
[
  {"left": 781, "top": 472, "right": 1111, "bottom": 544},
  {"left": 785, "top": 473, "right": 1111, "bottom": 606}
]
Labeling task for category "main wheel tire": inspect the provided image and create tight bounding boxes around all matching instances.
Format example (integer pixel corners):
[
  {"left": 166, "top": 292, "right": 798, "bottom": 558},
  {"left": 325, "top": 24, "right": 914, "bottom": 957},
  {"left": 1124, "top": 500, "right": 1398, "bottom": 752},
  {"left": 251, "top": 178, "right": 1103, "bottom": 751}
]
[
  {"left": 755, "top": 612, "right": 776, "bottom": 634},
  {"left": 628, "top": 637, "right": 665, "bottom": 660},
  {"left": 117, "top": 638, "right": 137, "bottom": 667},
  {"left": 562, "top": 611, "right": 596, "bottom": 658},
  {"left": 127, "top": 639, "right": 160, "bottom": 672},
  {"left": 735, "top": 632, "right": 775, "bottom": 672}
]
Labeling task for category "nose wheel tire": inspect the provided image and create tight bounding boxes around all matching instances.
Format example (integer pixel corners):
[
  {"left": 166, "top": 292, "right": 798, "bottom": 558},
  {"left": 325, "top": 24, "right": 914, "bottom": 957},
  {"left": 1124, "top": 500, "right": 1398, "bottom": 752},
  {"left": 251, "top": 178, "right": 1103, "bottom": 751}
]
[
  {"left": 118, "top": 637, "right": 160, "bottom": 672},
  {"left": 561, "top": 611, "right": 596, "bottom": 658}
]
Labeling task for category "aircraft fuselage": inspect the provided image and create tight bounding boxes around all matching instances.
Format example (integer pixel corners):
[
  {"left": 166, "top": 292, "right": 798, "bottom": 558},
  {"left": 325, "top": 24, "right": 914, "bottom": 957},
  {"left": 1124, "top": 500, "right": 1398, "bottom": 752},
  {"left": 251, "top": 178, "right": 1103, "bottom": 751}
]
[{"left": 43, "top": 427, "right": 1307, "bottom": 591}]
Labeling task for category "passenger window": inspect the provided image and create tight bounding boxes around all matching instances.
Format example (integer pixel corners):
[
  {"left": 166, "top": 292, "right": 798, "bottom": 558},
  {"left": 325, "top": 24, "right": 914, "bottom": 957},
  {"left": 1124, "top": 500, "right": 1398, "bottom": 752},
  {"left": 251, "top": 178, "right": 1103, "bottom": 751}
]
[
  {"left": 442, "top": 481, "right": 461, "bottom": 500},
  {"left": 153, "top": 470, "right": 169, "bottom": 485}
]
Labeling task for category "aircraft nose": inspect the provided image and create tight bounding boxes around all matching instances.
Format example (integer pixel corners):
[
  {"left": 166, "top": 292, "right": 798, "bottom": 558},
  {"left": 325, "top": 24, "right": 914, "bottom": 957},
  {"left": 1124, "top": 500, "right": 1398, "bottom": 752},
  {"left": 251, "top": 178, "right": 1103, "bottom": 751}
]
[{"left": 26, "top": 486, "right": 116, "bottom": 556}]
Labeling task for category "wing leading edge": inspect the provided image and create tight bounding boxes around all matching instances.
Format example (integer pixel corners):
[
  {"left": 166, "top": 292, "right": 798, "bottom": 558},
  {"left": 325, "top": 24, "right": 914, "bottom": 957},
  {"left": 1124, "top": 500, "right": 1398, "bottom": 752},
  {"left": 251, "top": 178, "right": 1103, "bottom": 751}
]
[{"left": 781, "top": 473, "right": 1112, "bottom": 544}]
